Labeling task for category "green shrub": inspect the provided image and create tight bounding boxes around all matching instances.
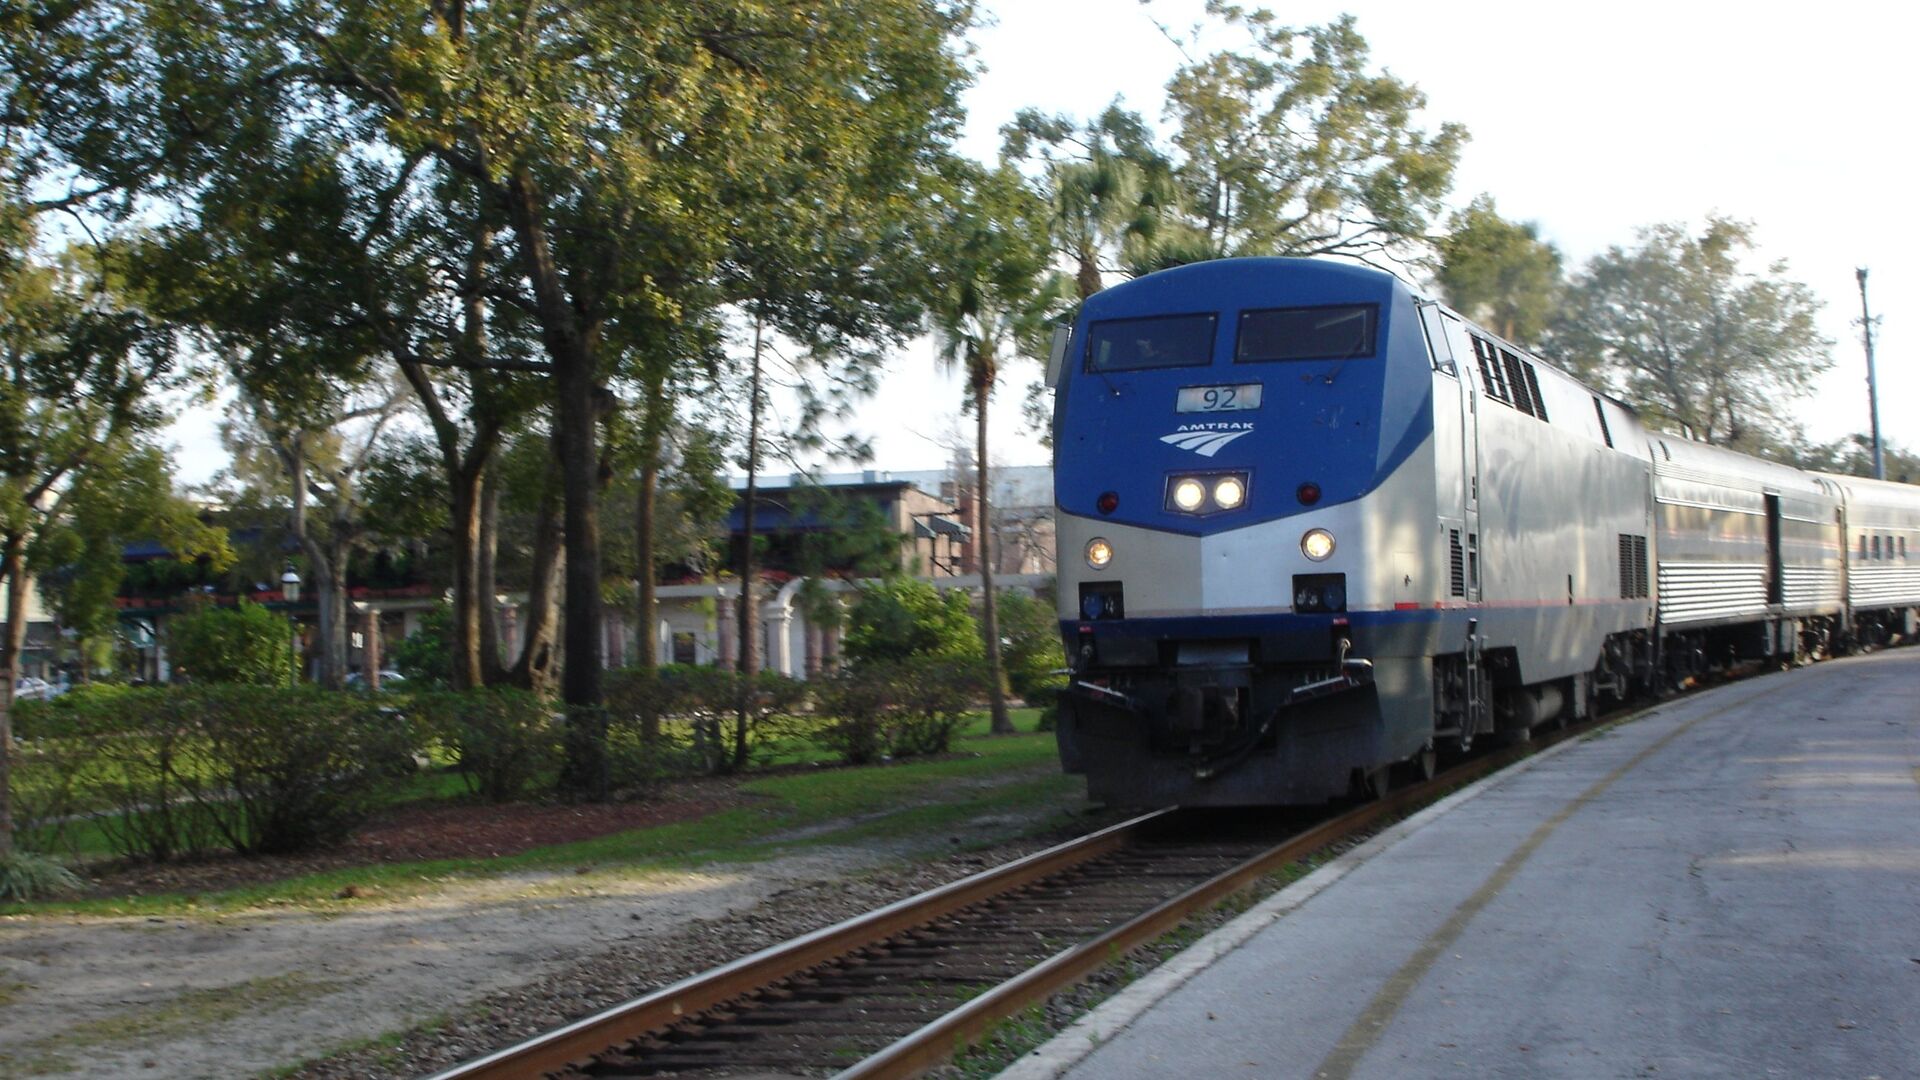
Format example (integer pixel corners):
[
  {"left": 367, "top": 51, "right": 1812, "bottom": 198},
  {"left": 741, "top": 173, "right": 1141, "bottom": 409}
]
[
  {"left": 604, "top": 665, "right": 812, "bottom": 778},
  {"left": 182, "top": 686, "right": 421, "bottom": 855},
  {"left": 391, "top": 603, "right": 453, "bottom": 689},
  {"left": 165, "top": 601, "right": 296, "bottom": 685},
  {"left": 813, "top": 666, "right": 894, "bottom": 766},
  {"left": 25, "top": 688, "right": 225, "bottom": 861},
  {"left": 815, "top": 657, "right": 986, "bottom": 763},
  {"left": 413, "top": 688, "right": 561, "bottom": 803},
  {"left": 12, "top": 686, "right": 422, "bottom": 860},
  {"left": 842, "top": 578, "right": 982, "bottom": 665},
  {"left": 888, "top": 657, "right": 985, "bottom": 756},
  {"left": 997, "top": 588, "right": 1068, "bottom": 706},
  {"left": 0, "top": 851, "right": 84, "bottom": 902},
  {"left": 9, "top": 699, "right": 124, "bottom": 856}
]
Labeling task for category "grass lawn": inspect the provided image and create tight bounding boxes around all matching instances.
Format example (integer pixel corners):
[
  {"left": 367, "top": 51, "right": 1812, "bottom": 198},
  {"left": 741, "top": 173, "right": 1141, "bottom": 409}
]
[{"left": 8, "top": 708, "right": 1084, "bottom": 917}]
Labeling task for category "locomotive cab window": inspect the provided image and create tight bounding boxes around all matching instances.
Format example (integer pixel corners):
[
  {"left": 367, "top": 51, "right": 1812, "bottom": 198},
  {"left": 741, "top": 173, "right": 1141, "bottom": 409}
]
[
  {"left": 1235, "top": 304, "right": 1377, "bottom": 363},
  {"left": 1085, "top": 313, "right": 1218, "bottom": 373}
]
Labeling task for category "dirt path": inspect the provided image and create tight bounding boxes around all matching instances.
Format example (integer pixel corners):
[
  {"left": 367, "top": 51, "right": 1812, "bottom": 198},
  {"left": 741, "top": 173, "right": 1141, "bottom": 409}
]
[{"left": 0, "top": 847, "right": 911, "bottom": 1078}]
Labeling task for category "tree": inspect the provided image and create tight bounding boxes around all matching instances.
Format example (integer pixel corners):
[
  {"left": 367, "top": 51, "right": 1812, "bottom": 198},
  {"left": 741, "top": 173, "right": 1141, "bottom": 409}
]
[
  {"left": 842, "top": 578, "right": 981, "bottom": 666},
  {"left": 0, "top": 238, "right": 180, "bottom": 859},
  {"left": 1002, "top": 104, "right": 1177, "bottom": 301},
  {"left": 1435, "top": 194, "right": 1563, "bottom": 348},
  {"left": 219, "top": 375, "right": 410, "bottom": 690},
  {"left": 931, "top": 165, "right": 1071, "bottom": 734},
  {"left": 34, "top": 440, "right": 231, "bottom": 671},
  {"left": 1792, "top": 435, "right": 1920, "bottom": 486},
  {"left": 112, "top": 0, "right": 969, "bottom": 743},
  {"left": 165, "top": 600, "right": 294, "bottom": 685},
  {"left": 1151, "top": 9, "right": 1466, "bottom": 267},
  {"left": 1556, "top": 218, "right": 1831, "bottom": 448}
]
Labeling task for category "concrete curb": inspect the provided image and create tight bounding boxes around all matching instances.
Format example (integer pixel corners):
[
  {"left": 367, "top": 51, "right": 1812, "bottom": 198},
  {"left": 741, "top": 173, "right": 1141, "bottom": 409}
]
[{"left": 993, "top": 712, "right": 1653, "bottom": 1080}]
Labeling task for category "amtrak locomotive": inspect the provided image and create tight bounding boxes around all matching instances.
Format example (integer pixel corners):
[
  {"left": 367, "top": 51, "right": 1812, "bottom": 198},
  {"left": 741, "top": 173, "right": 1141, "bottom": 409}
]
[{"left": 1050, "top": 257, "right": 1920, "bottom": 807}]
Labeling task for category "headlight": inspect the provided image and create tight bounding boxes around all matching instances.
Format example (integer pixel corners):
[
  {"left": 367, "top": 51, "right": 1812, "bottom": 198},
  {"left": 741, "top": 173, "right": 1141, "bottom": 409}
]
[
  {"left": 1086, "top": 537, "right": 1114, "bottom": 569},
  {"left": 1301, "top": 528, "right": 1335, "bottom": 561},
  {"left": 1171, "top": 478, "right": 1206, "bottom": 512},
  {"left": 1213, "top": 476, "right": 1245, "bottom": 509}
]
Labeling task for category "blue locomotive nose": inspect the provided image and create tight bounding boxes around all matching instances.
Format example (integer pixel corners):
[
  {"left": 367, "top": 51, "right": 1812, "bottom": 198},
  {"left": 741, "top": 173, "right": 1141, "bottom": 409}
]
[{"left": 1055, "top": 258, "right": 1432, "bottom": 535}]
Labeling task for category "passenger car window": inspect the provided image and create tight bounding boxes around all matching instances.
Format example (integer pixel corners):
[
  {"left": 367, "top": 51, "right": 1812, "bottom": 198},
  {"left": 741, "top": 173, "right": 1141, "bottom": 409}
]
[
  {"left": 1236, "top": 304, "right": 1378, "bottom": 363},
  {"left": 1085, "top": 313, "right": 1218, "bottom": 373}
]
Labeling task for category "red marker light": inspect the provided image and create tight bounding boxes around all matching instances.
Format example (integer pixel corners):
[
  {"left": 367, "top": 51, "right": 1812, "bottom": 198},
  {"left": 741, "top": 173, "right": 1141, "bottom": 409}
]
[
  {"left": 1297, "top": 482, "right": 1322, "bottom": 506},
  {"left": 1097, "top": 491, "right": 1119, "bottom": 515}
]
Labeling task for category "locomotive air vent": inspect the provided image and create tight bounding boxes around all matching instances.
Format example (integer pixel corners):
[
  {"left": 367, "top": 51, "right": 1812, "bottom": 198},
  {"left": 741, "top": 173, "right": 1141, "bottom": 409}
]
[{"left": 1449, "top": 530, "right": 1466, "bottom": 597}]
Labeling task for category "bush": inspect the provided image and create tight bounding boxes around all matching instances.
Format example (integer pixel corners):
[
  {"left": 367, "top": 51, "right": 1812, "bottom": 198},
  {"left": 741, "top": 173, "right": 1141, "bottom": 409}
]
[
  {"left": 603, "top": 665, "right": 812, "bottom": 779},
  {"left": 815, "top": 657, "right": 986, "bottom": 764},
  {"left": 12, "top": 686, "right": 422, "bottom": 860},
  {"left": 842, "top": 578, "right": 982, "bottom": 665},
  {"left": 391, "top": 603, "right": 453, "bottom": 690},
  {"left": 182, "top": 686, "right": 421, "bottom": 855},
  {"left": 164, "top": 601, "right": 295, "bottom": 685},
  {"left": 413, "top": 688, "right": 561, "bottom": 803},
  {"left": 0, "top": 851, "right": 83, "bottom": 902},
  {"left": 997, "top": 588, "right": 1068, "bottom": 706}
]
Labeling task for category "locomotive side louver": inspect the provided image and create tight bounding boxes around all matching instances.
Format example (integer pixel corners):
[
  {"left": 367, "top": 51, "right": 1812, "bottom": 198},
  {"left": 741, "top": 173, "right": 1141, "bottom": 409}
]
[
  {"left": 1449, "top": 529, "right": 1466, "bottom": 597},
  {"left": 1619, "top": 533, "right": 1650, "bottom": 599}
]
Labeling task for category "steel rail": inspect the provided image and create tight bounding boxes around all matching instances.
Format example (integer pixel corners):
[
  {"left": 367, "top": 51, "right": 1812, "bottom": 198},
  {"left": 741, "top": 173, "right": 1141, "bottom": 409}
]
[
  {"left": 833, "top": 748, "right": 1526, "bottom": 1080},
  {"left": 422, "top": 807, "right": 1174, "bottom": 1080}
]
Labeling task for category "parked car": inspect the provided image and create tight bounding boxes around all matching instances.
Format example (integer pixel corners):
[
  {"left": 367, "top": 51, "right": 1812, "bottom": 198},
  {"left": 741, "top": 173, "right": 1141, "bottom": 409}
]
[
  {"left": 343, "top": 670, "right": 405, "bottom": 690},
  {"left": 14, "top": 675, "right": 58, "bottom": 702}
]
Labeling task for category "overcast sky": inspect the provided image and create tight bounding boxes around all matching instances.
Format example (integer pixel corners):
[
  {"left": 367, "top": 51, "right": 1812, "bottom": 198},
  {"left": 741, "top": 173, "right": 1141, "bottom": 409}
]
[{"left": 167, "top": 0, "right": 1917, "bottom": 482}]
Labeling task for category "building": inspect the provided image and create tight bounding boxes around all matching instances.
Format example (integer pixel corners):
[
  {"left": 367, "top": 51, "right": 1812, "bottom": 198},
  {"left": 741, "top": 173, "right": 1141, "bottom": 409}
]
[{"left": 634, "top": 466, "right": 1055, "bottom": 678}]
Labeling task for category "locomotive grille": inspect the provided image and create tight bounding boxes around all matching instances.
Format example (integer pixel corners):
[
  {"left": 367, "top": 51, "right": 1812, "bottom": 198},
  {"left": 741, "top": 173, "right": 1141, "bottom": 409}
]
[
  {"left": 1619, "top": 533, "right": 1649, "bottom": 598},
  {"left": 1503, "top": 351, "right": 1534, "bottom": 415},
  {"left": 1523, "top": 364, "right": 1549, "bottom": 422},
  {"left": 1449, "top": 529, "right": 1466, "bottom": 597}
]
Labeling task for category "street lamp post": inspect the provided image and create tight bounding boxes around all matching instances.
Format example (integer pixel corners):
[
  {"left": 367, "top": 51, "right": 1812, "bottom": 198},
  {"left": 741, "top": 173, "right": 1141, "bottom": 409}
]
[{"left": 281, "top": 565, "right": 302, "bottom": 687}]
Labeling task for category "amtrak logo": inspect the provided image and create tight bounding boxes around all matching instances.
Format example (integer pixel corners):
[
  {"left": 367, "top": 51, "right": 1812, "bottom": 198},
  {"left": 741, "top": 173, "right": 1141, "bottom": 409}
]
[{"left": 1160, "top": 422, "right": 1253, "bottom": 458}]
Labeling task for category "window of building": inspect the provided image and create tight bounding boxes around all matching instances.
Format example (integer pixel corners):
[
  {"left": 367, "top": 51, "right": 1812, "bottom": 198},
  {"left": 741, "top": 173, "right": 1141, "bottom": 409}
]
[{"left": 672, "top": 632, "right": 698, "bottom": 666}]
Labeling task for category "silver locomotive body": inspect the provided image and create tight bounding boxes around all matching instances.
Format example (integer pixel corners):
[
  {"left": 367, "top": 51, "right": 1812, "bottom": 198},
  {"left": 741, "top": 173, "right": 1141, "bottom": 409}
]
[{"left": 1053, "top": 257, "right": 1916, "bottom": 807}]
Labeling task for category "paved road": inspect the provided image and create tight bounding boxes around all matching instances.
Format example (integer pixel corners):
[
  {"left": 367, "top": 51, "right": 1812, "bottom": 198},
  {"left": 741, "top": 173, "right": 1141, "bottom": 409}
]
[{"left": 1007, "top": 648, "right": 1920, "bottom": 1080}]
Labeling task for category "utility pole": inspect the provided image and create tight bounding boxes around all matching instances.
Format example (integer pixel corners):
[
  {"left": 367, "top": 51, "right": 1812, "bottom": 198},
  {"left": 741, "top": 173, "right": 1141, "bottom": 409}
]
[{"left": 1856, "top": 268, "right": 1884, "bottom": 480}]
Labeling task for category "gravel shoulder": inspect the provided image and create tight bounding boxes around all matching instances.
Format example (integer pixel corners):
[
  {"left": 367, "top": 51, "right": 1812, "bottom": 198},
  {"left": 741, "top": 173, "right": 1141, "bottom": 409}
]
[{"left": 0, "top": 783, "right": 1108, "bottom": 1079}]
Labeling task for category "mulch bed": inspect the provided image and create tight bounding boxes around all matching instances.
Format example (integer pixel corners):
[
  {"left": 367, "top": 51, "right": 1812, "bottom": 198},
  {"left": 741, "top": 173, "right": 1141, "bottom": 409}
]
[{"left": 79, "top": 777, "right": 754, "bottom": 900}]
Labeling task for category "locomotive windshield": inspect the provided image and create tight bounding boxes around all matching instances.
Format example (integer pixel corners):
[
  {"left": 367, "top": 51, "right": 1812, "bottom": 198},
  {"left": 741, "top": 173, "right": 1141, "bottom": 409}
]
[
  {"left": 1236, "top": 304, "right": 1378, "bottom": 363},
  {"left": 1085, "top": 313, "right": 1218, "bottom": 372}
]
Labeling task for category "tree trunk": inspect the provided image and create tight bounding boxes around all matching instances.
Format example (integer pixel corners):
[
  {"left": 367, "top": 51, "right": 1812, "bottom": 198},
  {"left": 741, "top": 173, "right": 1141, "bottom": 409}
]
[
  {"left": 730, "top": 317, "right": 768, "bottom": 774},
  {"left": 505, "top": 168, "right": 605, "bottom": 798},
  {"left": 634, "top": 374, "right": 669, "bottom": 678},
  {"left": 976, "top": 377, "right": 1014, "bottom": 734},
  {"left": 301, "top": 532, "right": 354, "bottom": 692},
  {"left": 1076, "top": 249, "right": 1102, "bottom": 302},
  {"left": 506, "top": 481, "right": 563, "bottom": 694},
  {"left": 449, "top": 460, "right": 487, "bottom": 690},
  {"left": 0, "top": 531, "right": 27, "bottom": 856},
  {"left": 478, "top": 470, "right": 507, "bottom": 685}
]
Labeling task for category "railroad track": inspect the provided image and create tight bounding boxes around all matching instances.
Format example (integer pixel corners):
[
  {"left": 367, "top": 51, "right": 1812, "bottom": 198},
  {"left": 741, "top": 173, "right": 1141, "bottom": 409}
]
[{"left": 426, "top": 717, "right": 1597, "bottom": 1080}]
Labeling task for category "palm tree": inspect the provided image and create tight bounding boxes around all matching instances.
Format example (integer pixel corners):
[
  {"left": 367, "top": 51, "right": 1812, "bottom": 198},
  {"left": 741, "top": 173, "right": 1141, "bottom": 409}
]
[{"left": 932, "top": 166, "right": 1070, "bottom": 734}]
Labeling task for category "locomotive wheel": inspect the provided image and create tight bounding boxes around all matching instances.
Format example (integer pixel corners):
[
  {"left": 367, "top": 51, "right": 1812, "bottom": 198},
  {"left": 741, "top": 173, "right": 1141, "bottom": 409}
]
[
  {"left": 1349, "top": 765, "right": 1392, "bottom": 802},
  {"left": 1391, "top": 745, "right": 1437, "bottom": 786}
]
